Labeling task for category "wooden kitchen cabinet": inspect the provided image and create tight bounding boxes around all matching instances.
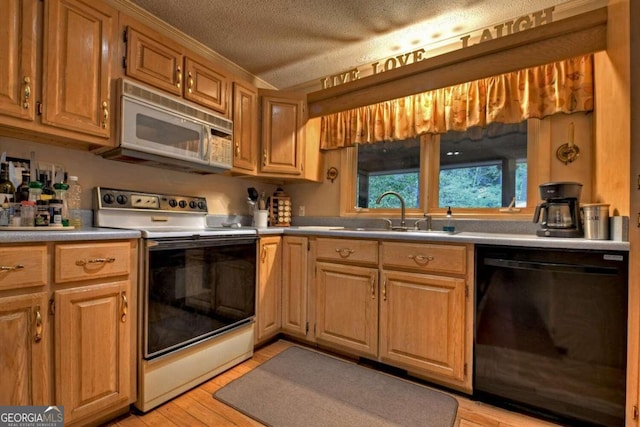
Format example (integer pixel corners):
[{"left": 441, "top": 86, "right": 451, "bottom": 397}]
[
  {"left": 53, "top": 240, "right": 136, "bottom": 426},
  {"left": 380, "top": 241, "right": 472, "bottom": 392},
  {"left": 256, "top": 236, "right": 282, "bottom": 343},
  {"left": 124, "top": 19, "right": 229, "bottom": 116},
  {"left": 0, "top": 0, "right": 116, "bottom": 146},
  {"left": 231, "top": 80, "right": 259, "bottom": 174},
  {"left": 259, "top": 89, "right": 306, "bottom": 176},
  {"left": 0, "top": 0, "right": 37, "bottom": 122},
  {"left": 42, "top": 0, "right": 117, "bottom": 138},
  {"left": 314, "top": 237, "right": 379, "bottom": 358},
  {"left": 281, "top": 236, "right": 308, "bottom": 338},
  {"left": 0, "top": 243, "right": 50, "bottom": 406}
]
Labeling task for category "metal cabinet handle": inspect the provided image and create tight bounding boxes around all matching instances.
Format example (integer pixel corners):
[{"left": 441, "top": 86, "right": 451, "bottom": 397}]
[
  {"left": 371, "top": 277, "right": 375, "bottom": 299},
  {"left": 261, "top": 248, "right": 267, "bottom": 263},
  {"left": 0, "top": 264, "right": 24, "bottom": 272},
  {"left": 408, "top": 254, "right": 434, "bottom": 264},
  {"left": 34, "top": 306, "right": 42, "bottom": 343},
  {"left": 176, "top": 66, "right": 182, "bottom": 89},
  {"left": 75, "top": 257, "right": 115, "bottom": 266},
  {"left": 263, "top": 149, "right": 267, "bottom": 166},
  {"left": 383, "top": 279, "right": 387, "bottom": 301},
  {"left": 121, "top": 292, "right": 128, "bottom": 323},
  {"left": 23, "top": 76, "right": 31, "bottom": 109},
  {"left": 101, "top": 101, "right": 109, "bottom": 129},
  {"left": 187, "top": 72, "right": 194, "bottom": 93},
  {"left": 335, "top": 248, "right": 355, "bottom": 258},
  {"left": 235, "top": 142, "right": 240, "bottom": 156}
]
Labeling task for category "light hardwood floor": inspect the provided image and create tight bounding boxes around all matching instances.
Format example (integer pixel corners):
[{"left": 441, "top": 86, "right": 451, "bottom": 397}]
[
  {"left": 105, "top": 340, "right": 293, "bottom": 427},
  {"left": 105, "top": 339, "right": 559, "bottom": 427}
]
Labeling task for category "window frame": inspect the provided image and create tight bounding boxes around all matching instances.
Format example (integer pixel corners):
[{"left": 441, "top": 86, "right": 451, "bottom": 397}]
[{"left": 340, "top": 119, "right": 550, "bottom": 219}]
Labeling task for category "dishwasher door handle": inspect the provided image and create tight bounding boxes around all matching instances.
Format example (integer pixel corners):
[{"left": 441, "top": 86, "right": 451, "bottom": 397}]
[{"left": 483, "top": 257, "right": 619, "bottom": 275}]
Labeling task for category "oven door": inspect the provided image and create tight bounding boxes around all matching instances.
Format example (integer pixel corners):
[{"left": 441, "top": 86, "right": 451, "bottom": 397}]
[{"left": 142, "top": 236, "right": 257, "bottom": 359}]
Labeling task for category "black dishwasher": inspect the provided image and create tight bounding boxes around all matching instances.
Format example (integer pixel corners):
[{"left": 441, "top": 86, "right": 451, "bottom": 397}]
[{"left": 474, "top": 245, "right": 628, "bottom": 427}]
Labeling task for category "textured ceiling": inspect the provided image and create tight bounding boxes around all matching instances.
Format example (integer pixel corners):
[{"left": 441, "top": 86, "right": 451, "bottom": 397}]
[{"left": 128, "top": 0, "right": 572, "bottom": 90}]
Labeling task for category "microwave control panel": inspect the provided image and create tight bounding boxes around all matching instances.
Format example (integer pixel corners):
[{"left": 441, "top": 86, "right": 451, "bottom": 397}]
[{"left": 209, "top": 135, "right": 232, "bottom": 167}]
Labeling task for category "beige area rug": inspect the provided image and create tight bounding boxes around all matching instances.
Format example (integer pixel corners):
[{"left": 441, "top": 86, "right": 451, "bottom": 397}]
[{"left": 214, "top": 346, "right": 458, "bottom": 427}]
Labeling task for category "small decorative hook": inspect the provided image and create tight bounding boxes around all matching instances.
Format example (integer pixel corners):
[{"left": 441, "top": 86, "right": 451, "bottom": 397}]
[{"left": 326, "top": 167, "right": 339, "bottom": 183}]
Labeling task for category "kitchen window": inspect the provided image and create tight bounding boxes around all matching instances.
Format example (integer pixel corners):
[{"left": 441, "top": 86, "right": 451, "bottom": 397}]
[{"left": 341, "top": 119, "right": 545, "bottom": 217}]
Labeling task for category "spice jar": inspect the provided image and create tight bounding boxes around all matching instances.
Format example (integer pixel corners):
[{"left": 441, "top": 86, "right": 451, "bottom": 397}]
[
  {"left": 20, "top": 201, "right": 36, "bottom": 227},
  {"left": 48, "top": 199, "right": 63, "bottom": 226},
  {"left": 35, "top": 200, "right": 49, "bottom": 226}
]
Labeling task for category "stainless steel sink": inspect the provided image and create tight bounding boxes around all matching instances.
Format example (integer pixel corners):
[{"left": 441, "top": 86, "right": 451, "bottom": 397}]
[{"left": 338, "top": 227, "right": 395, "bottom": 232}]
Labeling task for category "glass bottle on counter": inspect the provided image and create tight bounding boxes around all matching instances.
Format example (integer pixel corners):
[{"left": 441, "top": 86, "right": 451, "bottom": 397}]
[
  {"left": 15, "top": 170, "right": 30, "bottom": 202},
  {"left": 0, "top": 162, "right": 15, "bottom": 203},
  {"left": 28, "top": 181, "right": 43, "bottom": 202},
  {"left": 53, "top": 182, "right": 69, "bottom": 226},
  {"left": 67, "top": 175, "right": 82, "bottom": 228}
]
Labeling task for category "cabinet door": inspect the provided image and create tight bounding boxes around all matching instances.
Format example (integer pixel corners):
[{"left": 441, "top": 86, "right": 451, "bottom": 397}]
[
  {"left": 260, "top": 90, "right": 305, "bottom": 176},
  {"left": 125, "top": 25, "right": 183, "bottom": 96},
  {"left": 281, "top": 236, "right": 308, "bottom": 337},
  {"left": 184, "top": 57, "right": 228, "bottom": 115},
  {"left": 256, "top": 236, "right": 282, "bottom": 342},
  {"left": 55, "top": 280, "right": 131, "bottom": 424},
  {"left": 0, "top": 292, "right": 49, "bottom": 405},
  {"left": 0, "top": 0, "right": 36, "bottom": 121},
  {"left": 232, "top": 81, "right": 258, "bottom": 174},
  {"left": 380, "top": 270, "right": 465, "bottom": 383},
  {"left": 315, "top": 262, "right": 378, "bottom": 358},
  {"left": 42, "top": 0, "right": 116, "bottom": 138}
]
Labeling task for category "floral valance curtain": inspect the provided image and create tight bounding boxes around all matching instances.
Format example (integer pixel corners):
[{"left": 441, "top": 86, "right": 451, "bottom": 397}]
[{"left": 319, "top": 54, "right": 594, "bottom": 150}]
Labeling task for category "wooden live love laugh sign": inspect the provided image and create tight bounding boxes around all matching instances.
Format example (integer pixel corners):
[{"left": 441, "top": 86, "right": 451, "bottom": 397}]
[{"left": 319, "top": 7, "right": 556, "bottom": 90}]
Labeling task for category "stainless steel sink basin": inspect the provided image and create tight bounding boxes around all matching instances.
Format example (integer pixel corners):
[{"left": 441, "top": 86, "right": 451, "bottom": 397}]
[{"left": 338, "top": 227, "right": 395, "bottom": 232}]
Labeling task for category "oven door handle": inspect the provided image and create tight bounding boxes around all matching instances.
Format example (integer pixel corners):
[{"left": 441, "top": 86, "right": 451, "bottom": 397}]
[{"left": 147, "top": 237, "right": 257, "bottom": 250}]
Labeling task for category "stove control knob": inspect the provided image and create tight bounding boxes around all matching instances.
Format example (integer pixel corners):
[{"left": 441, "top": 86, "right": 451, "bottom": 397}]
[
  {"left": 168, "top": 199, "right": 177, "bottom": 208},
  {"left": 116, "top": 195, "right": 128, "bottom": 205},
  {"left": 197, "top": 201, "right": 206, "bottom": 210},
  {"left": 102, "top": 194, "right": 115, "bottom": 205},
  {"left": 178, "top": 200, "right": 187, "bottom": 208},
  {"left": 189, "top": 201, "right": 197, "bottom": 209}
]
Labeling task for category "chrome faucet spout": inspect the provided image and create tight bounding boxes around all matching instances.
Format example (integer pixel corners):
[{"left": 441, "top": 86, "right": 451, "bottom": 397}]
[{"left": 376, "top": 191, "right": 406, "bottom": 228}]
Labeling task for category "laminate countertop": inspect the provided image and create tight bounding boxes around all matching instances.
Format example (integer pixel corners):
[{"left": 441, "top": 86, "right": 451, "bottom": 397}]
[
  {"left": 257, "top": 226, "right": 630, "bottom": 251},
  {"left": 0, "top": 227, "right": 141, "bottom": 243}
]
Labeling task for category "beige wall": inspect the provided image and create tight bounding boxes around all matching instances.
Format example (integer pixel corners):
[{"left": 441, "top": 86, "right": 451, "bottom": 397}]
[{"left": 0, "top": 136, "right": 275, "bottom": 215}]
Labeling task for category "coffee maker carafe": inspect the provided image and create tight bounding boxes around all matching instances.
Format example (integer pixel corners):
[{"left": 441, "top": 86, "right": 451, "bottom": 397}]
[{"left": 533, "top": 182, "right": 583, "bottom": 237}]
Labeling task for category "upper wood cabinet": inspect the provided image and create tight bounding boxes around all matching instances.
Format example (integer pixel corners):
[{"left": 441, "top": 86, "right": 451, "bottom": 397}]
[
  {"left": 0, "top": 0, "right": 116, "bottom": 146},
  {"left": 259, "top": 89, "right": 306, "bottom": 176},
  {"left": 42, "top": 0, "right": 117, "bottom": 138},
  {"left": 0, "top": 0, "right": 37, "bottom": 122},
  {"left": 231, "top": 80, "right": 259, "bottom": 174},
  {"left": 123, "top": 19, "right": 229, "bottom": 116}
]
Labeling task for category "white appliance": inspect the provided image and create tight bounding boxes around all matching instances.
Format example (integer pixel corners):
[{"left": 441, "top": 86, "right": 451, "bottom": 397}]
[
  {"left": 99, "top": 79, "right": 233, "bottom": 174},
  {"left": 95, "top": 187, "right": 257, "bottom": 412}
]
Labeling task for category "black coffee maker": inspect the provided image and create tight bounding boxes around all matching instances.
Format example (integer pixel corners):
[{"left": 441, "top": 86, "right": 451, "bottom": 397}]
[{"left": 533, "top": 182, "right": 583, "bottom": 237}]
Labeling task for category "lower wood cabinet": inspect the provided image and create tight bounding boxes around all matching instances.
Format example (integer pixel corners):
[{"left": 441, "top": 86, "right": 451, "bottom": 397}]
[
  {"left": 0, "top": 239, "right": 137, "bottom": 426},
  {"left": 0, "top": 292, "right": 50, "bottom": 406},
  {"left": 256, "top": 236, "right": 282, "bottom": 343},
  {"left": 54, "top": 280, "right": 131, "bottom": 424},
  {"left": 281, "top": 236, "right": 308, "bottom": 338},
  {"left": 315, "top": 261, "right": 379, "bottom": 358}
]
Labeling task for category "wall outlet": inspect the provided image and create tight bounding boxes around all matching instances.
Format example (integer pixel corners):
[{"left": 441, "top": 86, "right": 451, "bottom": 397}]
[{"left": 299, "top": 205, "right": 305, "bottom": 216}]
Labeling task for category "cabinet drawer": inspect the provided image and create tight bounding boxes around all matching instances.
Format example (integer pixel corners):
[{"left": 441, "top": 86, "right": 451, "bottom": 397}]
[
  {"left": 55, "top": 242, "right": 131, "bottom": 283},
  {"left": 316, "top": 238, "right": 378, "bottom": 265},
  {"left": 0, "top": 245, "right": 47, "bottom": 290},
  {"left": 381, "top": 242, "right": 466, "bottom": 275}
]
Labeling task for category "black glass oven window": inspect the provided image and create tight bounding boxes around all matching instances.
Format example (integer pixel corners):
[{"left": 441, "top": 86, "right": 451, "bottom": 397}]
[{"left": 146, "top": 241, "right": 256, "bottom": 358}]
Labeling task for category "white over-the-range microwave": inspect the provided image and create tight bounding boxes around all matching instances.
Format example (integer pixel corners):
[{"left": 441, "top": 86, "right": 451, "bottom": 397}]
[{"left": 99, "top": 78, "right": 233, "bottom": 174}]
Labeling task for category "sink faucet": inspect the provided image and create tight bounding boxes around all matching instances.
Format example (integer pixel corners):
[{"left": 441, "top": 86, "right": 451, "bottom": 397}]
[
  {"left": 376, "top": 191, "right": 406, "bottom": 228},
  {"left": 414, "top": 214, "right": 432, "bottom": 231}
]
